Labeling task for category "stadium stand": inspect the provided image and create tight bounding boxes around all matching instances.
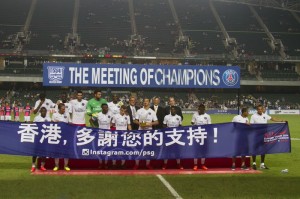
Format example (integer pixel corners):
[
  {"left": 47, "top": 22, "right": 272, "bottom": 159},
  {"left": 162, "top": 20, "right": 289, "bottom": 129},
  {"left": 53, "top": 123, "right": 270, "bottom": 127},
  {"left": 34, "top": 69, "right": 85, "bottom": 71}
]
[
  {"left": 259, "top": 63, "right": 299, "bottom": 81},
  {"left": 25, "top": 0, "right": 74, "bottom": 51},
  {"left": 212, "top": 2, "right": 274, "bottom": 55},
  {"left": 174, "top": 0, "right": 226, "bottom": 54},
  {"left": 255, "top": 6, "right": 300, "bottom": 33},
  {"left": 0, "top": 0, "right": 31, "bottom": 49},
  {"left": 77, "top": 0, "right": 131, "bottom": 53},
  {"left": 0, "top": 26, "right": 22, "bottom": 49},
  {"left": 174, "top": 0, "right": 219, "bottom": 30},
  {"left": 0, "top": 0, "right": 299, "bottom": 57},
  {"left": 229, "top": 32, "right": 273, "bottom": 55},
  {"left": 255, "top": 6, "right": 300, "bottom": 57},
  {"left": 185, "top": 31, "right": 226, "bottom": 55},
  {"left": 213, "top": 1, "right": 261, "bottom": 32},
  {"left": 240, "top": 67, "right": 257, "bottom": 80},
  {"left": 0, "top": 0, "right": 30, "bottom": 25},
  {"left": 134, "top": 0, "right": 177, "bottom": 54},
  {"left": 273, "top": 33, "right": 300, "bottom": 56},
  {"left": 0, "top": 0, "right": 299, "bottom": 93}
]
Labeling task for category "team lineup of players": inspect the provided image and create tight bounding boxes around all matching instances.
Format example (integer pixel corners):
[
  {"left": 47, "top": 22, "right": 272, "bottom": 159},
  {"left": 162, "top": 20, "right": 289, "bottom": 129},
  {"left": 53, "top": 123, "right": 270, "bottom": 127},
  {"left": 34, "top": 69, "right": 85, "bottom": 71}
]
[{"left": 0, "top": 89, "right": 287, "bottom": 172}]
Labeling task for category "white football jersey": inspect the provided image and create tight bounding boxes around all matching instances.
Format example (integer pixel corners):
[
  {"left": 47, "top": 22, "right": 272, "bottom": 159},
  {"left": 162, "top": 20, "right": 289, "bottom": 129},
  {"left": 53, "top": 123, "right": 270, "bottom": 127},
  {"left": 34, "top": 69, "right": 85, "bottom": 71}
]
[
  {"left": 98, "top": 112, "right": 113, "bottom": 130},
  {"left": 163, "top": 114, "right": 182, "bottom": 127},
  {"left": 70, "top": 99, "right": 87, "bottom": 125},
  {"left": 250, "top": 113, "right": 271, "bottom": 124},
  {"left": 108, "top": 101, "right": 123, "bottom": 115},
  {"left": 33, "top": 115, "right": 51, "bottom": 122},
  {"left": 34, "top": 98, "right": 55, "bottom": 117},
  {"left": 54, "top": 102, "right": 72, "bottom": 114},
  {"left": 112, "top": 113, "right": 130, "bottom": 130},
  {"left": 191, "top": 112, "right": 211, "bottom": 125},
  {"left": 232, "top": 115, "right": 249, "bottom": 123},
  {"left": 52, "top": 112, "right": 70, "bottom": 123},
  {"left": 135, "top": 108, "right": 158, "bottom": 130}
]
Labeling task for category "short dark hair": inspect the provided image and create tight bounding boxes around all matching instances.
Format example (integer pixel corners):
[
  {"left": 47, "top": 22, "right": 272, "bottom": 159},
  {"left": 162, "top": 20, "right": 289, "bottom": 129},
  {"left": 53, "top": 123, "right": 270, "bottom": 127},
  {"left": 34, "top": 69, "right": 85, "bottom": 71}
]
[
  {"left": 169, "top": 97, "right": 175, "bottom": 101},
  {"left": 77, "top": 90, "right": 83, "bottom": 94},
  {"left": 256, "top": 104, "right": 263, "bottom": 109},
  {"left": 94, "top": 89, "right": 102, "bottom": 95},
  {"left": 241, "top": 107, "right": 248, "bottom": 114},
  {"left": 199, "top": 104, "right": 205, "bottom": 109},
  {"left": 39, "top": 93, "right": 46, "bottom": 99},
  {"left": 40, "top": 107, "right": 47, "bottom": 112},
  {"left": 58, "top": 103, "right": 65, "bottom": 110},
  {"left": 101, "top": 103, "right": 108, "bottom": 108},
  {"left": 129, "top": 96, "right": 136, "bottom": 100}
]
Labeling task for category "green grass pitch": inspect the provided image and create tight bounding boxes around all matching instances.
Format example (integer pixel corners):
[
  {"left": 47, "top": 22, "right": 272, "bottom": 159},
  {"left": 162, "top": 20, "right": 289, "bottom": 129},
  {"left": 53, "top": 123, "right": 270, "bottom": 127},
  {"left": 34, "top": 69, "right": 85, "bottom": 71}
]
[{"left": 0, "top": 114, "right": 299, "bottom": 199}]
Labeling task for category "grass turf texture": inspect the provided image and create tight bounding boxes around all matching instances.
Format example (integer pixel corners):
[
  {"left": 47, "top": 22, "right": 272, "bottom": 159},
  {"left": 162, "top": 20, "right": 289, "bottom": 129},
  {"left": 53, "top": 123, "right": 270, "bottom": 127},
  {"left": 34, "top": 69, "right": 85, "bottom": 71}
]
[{"left": 0, "top": 114, "right": 299, "bottom": 199}]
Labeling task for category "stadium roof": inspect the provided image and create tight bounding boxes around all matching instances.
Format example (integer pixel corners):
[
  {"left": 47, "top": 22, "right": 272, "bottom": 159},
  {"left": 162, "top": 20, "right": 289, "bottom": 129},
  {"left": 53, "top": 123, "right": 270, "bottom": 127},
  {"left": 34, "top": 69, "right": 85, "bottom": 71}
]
[{"left": 214, "top": 0, "right": 300, "bottom": 12}]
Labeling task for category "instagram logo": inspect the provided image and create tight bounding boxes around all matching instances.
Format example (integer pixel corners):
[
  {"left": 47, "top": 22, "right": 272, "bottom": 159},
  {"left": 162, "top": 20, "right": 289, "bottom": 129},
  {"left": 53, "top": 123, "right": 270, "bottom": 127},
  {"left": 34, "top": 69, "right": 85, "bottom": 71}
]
[{"left": 82, "top": 149, "right": 90, "bottom": 156}]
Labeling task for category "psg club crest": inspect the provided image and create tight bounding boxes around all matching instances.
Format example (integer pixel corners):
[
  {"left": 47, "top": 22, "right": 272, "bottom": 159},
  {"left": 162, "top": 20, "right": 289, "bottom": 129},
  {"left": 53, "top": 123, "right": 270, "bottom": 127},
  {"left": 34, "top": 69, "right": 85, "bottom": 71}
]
[
  {"left": 47, "top": 66, "right": 65, "bottom": 84},
  {"left": 222, "top": 69, "right": 239, "bottom": 86}
]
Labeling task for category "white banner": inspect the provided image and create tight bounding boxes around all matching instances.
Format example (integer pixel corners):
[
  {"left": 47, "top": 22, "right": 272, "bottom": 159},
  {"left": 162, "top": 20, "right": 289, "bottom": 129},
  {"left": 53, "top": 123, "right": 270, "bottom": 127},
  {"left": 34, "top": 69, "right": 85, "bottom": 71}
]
[{"left": 269, "top": 110, "right": 300, "bottom": 115}]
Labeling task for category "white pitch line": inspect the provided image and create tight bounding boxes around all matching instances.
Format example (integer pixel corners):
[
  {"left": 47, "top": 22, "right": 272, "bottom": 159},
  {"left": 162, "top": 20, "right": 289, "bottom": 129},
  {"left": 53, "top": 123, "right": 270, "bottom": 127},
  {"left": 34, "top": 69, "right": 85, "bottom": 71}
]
[
  {"left": 291, "top": 138, "right": 300, "bottom": 141},
  {"left": 156, "top": 174, "right": 183, "bottom": 199}
]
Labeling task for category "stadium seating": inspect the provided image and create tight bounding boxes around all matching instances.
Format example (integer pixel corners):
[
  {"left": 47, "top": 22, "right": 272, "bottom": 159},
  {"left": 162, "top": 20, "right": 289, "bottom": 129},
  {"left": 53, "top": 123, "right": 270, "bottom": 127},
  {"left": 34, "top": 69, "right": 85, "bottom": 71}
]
[
  {"left": 0, "top": 0, "right": 299, "bottom": 58},
  {"left": 254, "top": 7, "right": 300, "bottom": 57},
  {"left": 25, "top": 63, "right": 43, "bottom": 74},
  {"left": 2, "top": 63, "right": 25, "bottom": 74},
  {"left": 173, "top": 0, "right": 227, "bottom": 54},
  {"left": 0, "top": 26, "right": 21, "bottom": 49},
  {"left": 184, "top": 31, "right": 226, "bottom": 54},
  {"left": 240, "top": 67, "right": 257, "bottom": 80},
  {"left": 214, "top": 1, "right": 261, "bottom": 32},
  {"left": 133, "top": 0, "right": 176, "bottom": 54},
  {"left": 174, "top": 0, "right": 219, "bottom": 30},
  {"left": 255, "top": 7, "right": 300, "bottom": 33},
  {"left": 229, "top": 32, "right": 273, "bottom": 55},
  {"left": 0, "top": 0, "right": 31, "bottom": 25},
  {"left": 273, "top": 33, "right": 300, "bottom": 56},
  {"left": 25, "top": 0, "right": 74, "bottom": 51},
  {"left": 0, "top": 0, "right": 31, "bottom": 49},
  {"left": 77, "top": 0, "right": 131, "bottom": 53},
  {"left": 213, "top": 1, "right": 274, "bottom": 55},
  {"left": 260, "top": 69, "right": 299, "bottom": 81}
]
